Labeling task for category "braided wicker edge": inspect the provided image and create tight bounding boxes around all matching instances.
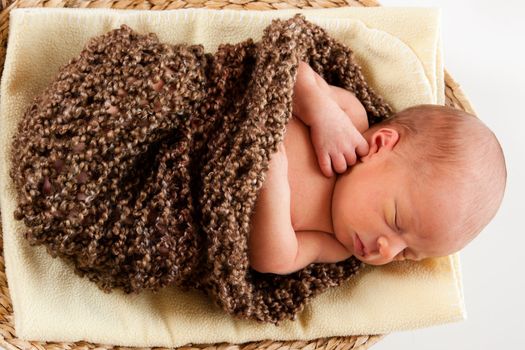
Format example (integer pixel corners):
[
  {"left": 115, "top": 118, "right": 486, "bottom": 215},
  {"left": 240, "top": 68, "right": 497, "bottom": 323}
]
[{"left": 0, "top": 0, "right": 476, "bottom": 349}]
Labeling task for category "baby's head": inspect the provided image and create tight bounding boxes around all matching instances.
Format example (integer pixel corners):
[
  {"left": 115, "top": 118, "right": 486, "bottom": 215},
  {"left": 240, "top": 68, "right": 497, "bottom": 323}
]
[{"left": 331, "top": 104, "right": 507, "bottom": 265}]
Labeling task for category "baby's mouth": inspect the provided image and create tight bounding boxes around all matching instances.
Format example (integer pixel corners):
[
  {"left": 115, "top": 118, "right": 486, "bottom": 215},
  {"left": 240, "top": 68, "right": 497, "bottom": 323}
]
[{"left": 353, "top": 233, "right": 365, "bottom": 257}]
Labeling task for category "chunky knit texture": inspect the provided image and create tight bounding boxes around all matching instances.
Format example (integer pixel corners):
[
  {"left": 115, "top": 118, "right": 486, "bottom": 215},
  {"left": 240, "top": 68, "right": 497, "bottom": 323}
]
[{"left": 9, "top": 14, "right": 393, "bottom": 324}]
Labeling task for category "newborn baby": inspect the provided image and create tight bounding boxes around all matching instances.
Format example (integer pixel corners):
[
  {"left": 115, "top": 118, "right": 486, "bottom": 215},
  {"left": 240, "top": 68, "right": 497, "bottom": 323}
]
[{"left": 248, "top": 61, "right": 507, "bottom": 274}]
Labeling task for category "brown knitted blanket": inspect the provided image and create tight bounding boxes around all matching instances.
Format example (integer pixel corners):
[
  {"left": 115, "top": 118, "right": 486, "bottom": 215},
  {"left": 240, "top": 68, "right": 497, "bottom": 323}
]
[{"left": 9, "top": 14, "right": 392, "bottom": 325}]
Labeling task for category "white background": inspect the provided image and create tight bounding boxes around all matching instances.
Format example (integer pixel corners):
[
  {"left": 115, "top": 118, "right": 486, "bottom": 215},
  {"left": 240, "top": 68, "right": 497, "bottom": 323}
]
[{"left": 373, "top": 1, "right": 524, "bottom": 349}]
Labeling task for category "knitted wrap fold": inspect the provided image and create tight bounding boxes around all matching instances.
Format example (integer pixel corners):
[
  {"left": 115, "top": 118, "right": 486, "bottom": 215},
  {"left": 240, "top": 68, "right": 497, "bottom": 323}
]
[{"left": 9, "top": 14, "right": 393, "bottom": 324}]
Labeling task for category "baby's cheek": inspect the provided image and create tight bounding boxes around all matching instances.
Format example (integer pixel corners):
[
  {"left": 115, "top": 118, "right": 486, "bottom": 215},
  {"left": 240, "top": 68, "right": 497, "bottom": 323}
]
[{"left": 331, "top": 187, "right": 353, "bottom": 234}]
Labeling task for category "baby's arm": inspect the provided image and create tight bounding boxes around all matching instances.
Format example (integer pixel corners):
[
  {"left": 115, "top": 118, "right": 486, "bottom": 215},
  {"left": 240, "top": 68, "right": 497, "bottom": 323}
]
[
  {"left": 326, "top": 85, "right": 369, "bottom": 134},
  {"left": 248, "top": 144, "right": 351, "bottom": 275},
  {"left": 248, "top": 144, "right": 297, "bottom": 273},
  {"left": 249, "top": 194, "right": 351, "bottom": 274},
  {"left": 293, "top": 61, "right": 369, "bottom": 132},
  {"left": 292, "top": 61, "right": 369, "bottom": 177}
]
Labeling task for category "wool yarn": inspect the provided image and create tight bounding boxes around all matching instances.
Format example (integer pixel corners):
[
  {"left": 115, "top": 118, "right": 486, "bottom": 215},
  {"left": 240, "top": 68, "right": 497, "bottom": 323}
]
[{"left": 9, "top": 14, "right": 393, "bottom": 324}]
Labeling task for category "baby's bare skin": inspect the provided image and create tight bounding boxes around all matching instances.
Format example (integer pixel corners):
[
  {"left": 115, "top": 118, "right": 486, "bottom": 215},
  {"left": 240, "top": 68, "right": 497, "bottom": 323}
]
[
  {"left": 248, "top": 63, "right": 505, "bottom": 275},
  {"left": 248, "top": 61, "right": 369, "bottom": 274},
  {"left": 248, "top": 63, "right": 474, "bottom": 275},
  {"left": 248, "top": 60, "right": 467, "bottom": 274},
  {"left": 285, "top": 83, "right": 369, "bottom": 232},
  {"left": 284, "top": 116, "right": 335, "bottom": 233}
]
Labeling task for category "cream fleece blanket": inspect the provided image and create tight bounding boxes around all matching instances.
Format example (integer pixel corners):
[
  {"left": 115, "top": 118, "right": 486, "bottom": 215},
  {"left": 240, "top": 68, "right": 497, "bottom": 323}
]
[{"left": 0, "top": 6, "right": 464, "bottom": 347}]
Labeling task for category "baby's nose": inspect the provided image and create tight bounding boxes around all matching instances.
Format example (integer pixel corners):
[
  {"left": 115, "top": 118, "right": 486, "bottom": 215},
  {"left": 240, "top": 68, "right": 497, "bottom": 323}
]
[{"left": 377, "top": 236, "right": 406, "bottom": 261}]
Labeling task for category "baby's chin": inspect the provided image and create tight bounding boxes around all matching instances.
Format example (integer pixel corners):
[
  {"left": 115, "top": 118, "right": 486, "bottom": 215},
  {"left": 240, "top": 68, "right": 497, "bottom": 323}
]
[
  {"left": 352, "top": 254, "right": 397, "bottom": 266},
  {"left": 356, "top": 258, "right": 390, "bottom": 266}
]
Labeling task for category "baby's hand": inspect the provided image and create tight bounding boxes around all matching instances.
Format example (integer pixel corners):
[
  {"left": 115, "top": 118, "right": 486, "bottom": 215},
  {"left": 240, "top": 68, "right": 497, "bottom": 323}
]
[{"left": 310, "top": 111, "right": 369, "bottom": 177}]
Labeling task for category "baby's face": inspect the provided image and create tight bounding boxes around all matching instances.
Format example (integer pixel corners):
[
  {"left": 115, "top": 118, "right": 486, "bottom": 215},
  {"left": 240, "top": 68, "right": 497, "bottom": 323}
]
[{"left": 331, "top": 128, "right": 468, "bottom": 265}]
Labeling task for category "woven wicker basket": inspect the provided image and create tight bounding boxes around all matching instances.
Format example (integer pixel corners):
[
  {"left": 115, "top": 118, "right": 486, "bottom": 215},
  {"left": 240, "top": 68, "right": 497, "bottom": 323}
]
[{"left": 0, "top": 0, "right": 476, "bottom": 349}]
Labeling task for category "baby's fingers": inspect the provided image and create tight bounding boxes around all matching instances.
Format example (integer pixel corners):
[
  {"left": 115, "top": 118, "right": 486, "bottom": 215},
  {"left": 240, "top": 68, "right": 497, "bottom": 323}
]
[
  {"left": 316, "top": 150, "right": 334, "bottom": 178},
  {"left": 343, "top": 150, "right": 357, "bottom": 167},
  {"left": 354, "top": 134, "right": 370, "bottom": 157},
  {"left": 331, "top": 153, "right": 348, "bottom": 174}
]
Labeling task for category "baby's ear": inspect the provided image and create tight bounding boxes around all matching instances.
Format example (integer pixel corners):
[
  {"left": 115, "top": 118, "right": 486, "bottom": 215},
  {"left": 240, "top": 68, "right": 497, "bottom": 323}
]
[{"left": 361, "top": 127, "right": 400, "bottom": 161}]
